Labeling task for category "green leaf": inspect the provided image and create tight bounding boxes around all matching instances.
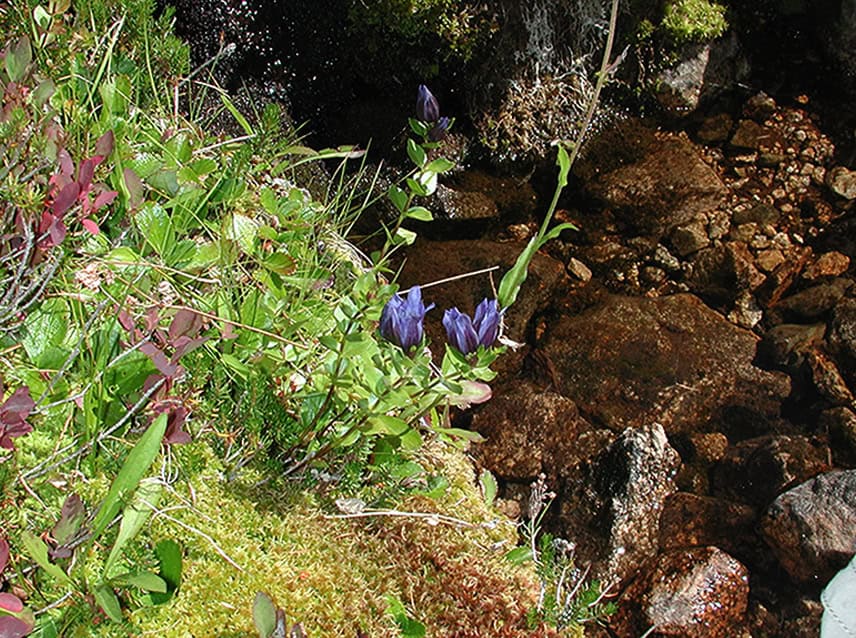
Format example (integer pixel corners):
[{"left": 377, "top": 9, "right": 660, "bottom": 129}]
[
  {"left": 21, "top": 298, "right": 70, "bottom": 369},
  {"left": 33, "top": 5, "right": 51, "bottom": 29},
  {"left": 91, "top": 414, "right": 168, "bottom": 540},
  {"left": 20, "top": 532, "right": 73, "bottom": 588},
  {"left": 226, "top": 213, "right": 258, "bottom": 254},
  {"left": 435, "top": 427, "right": 486, "bottom": 443},
  {"left": 406, "top": 138, "right": 427, "bottom": 168},
  {"left": 385, "top": 595, "right": 426, "bottom": 638},
  {"left": 365, "top": 415, "right": 409, "bottom": 436},
  {"left": 387, "top": 185, "right": 407, "bottom": 212},
  {"left": 418, "top": 170, "right": 438, "bottom": 196},
  {"left": 93, "top": 584, "right": 123, "bottom": 622},
  {"left": 497, "top": 235, "right": 538, "bottom": 310},
  {"left": 147, "top": 540, "right": 182, "bottom": 605},
  {"left": 220, "top": 91, "right": 254, "bottom": 136},
  {"left": 479, "top": 469, "right": 498, "bottom": 509},
  {"left": 505, "top": 546, "right": 534, "bottom": 565},
  {"left": 103, "top": 478, "right": 163, "bottom": 577},
  {"left": 260, "top": 188, "right": 279, "bottom": 215},
  {"left": 557, "top": 143, "right": 571, "bottom": 188},
  {"left": 111, "top": 571, "right": 167, "bottom": 593},
  {"left": 393, "top": 227, "right": 417, "bottom": 246},
  {"left": 5, "top": 36, "right": 32, "bottom": 83},
  {"left": 399, "top": 428, "right": 423, "bottom": 451},
  {"left": 425, "top": 157, "right": 455, "bottom": 173},
  {"left": 135, "top": 203, "right": 173, "bottom": 256},
  {"left": 405, "top": 177, "right": 428, "bottom": 198},
  {"left": 253, "top": 591, "right": 277, "bottom": 638},
  {"left": 405, "top": 206, "right": 433, "bottom": 222}
]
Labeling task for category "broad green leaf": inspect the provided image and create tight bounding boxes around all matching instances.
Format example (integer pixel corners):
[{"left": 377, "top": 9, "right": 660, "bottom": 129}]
[
  {"left": 479, "top": 469, "right": 498, "bottom": 508},
  {"left": 405, "top": 177, "right": 427, "bottom": 197},
  {"left": 399, "top": 428, "right": 423, "bottom": 451},
  {"left": 393, "top": 227, "right": 417, "bottom": 246},
  {"left": 418, "top": 170, "right": 438, "bottom": 196},
  {"left": 111, "top": 571, "right": 167, "bottom": 593},
  {"left": 365, "top": 415, "right": 409, "bottom": 436},
  {"left": 91, "top": 414, "right": 168, "bottom": 540},
  {"left": 226, "top": 213, "right": 258, "bottom": 254},
  {"left": 135, "top": 203, "right": 173, "bottom": 256},
  {"left": 5, "top": 36, "right": 32, "bottom": 83},
  {"left": 385, "top": 595, "right": 426, "bottom": 638},
  {"left": 405, "top": 206, "right": 433, "bottom": 222},
  {"left": 93, "top": 584, "right": 123, "bottom": 622},
  {"left": 425, "top": 157, "right": 455, "bottom": 173},
  {"left": 253, "top": 591, "right": 278, "bottom": 638},
  {"left": 103, "top": 478, "right": 163, "bottom": 577},
  {"left": 259, "top": 188, "right": 279, "bottom": 215},
  {"left": 505, "top": 546, "right": 534, "bottom": 565},
  {"left": 387, "top": 185, "right": 408, "bottom": 213},
  {"left": 406, "top": 138, "right": 426, "bottom": 168},
  {"left": 20, "top": 532, "right": 73, "bottom": 587},
  {"left": 147, "top": 540, "right": 182, "bottom": 605},
  {"left": 33, "top": 5, "right": 51, "bottom": 29},
  {"left": 21, "top": 298, "right": 70, "bottom": 369}
]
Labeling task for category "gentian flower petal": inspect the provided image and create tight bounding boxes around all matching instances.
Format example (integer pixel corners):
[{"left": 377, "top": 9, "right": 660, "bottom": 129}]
[
  {"left": 380, "top": 285, "right": 433, "bottom": 351},
  {"left": 428, "top": 116, "right": 450, "bottom": 141},
  {"left": 443, "top": 307, "right": 479, "bottom": 355},
  {"left": 473, "top": 298, "right": 501, "bottom": 348},
  {"left": 416, "top": 84, "right": 440, "bottom": 123}
]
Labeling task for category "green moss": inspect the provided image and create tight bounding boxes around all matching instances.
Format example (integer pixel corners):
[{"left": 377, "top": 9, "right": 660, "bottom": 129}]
[
  {"left": 102, "top": 441, "right": 540, "bottom": 636},
  {"left": 662, "top": 0, "right": 728, "bottom": 45}
]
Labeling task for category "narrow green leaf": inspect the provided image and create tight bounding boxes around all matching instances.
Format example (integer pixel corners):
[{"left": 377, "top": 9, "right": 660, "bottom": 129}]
[
  {"left": 91, "top": 414, "right": 167, "bottom": 540},
  {"left": 405, "top": 177, "right": 428, "bottom": 197},
  {"left": 406, "top": 138, "right": 426, "bottom": 168},
  {"left": 497, "top": 236, "right": 538, "bottom": 310},
  {"left": 220, "top": 92, "right": 254, "bottom": 136},
  {"left": 147, "top": 540, "right": 182, "bottom": 605},
  {"left": 253, "top": 591, "right": 277, "bottom": 638},
  {"left": 93, "top": 584, "right": 123, "bottom": 623},
  {"left": 20, "top": 532, "right": 73, "bottom": 587},
  {"left": 103, "top": 478, "right": 163, "bottom": 577},
  {"left": 557, "top": 144, "right": 571, "bottom": 188},
  {"left": 111, "top": 571, "right": 167, "bottom": 593}
]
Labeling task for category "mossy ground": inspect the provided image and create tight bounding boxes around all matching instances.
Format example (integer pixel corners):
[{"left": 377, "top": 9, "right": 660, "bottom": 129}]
[{"left": 83, "top": 441, "right": 547, "bottom": 637}]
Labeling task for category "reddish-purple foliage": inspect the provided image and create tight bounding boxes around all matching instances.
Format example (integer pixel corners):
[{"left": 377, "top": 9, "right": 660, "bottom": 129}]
[{"left": 0, "top": 387, "right": 34, "bottom": 451}]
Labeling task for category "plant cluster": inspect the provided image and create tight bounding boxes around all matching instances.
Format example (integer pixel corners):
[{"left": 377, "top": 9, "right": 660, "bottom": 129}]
[{"left": 662, "top": 0, "right": 728, "bottom": 45}]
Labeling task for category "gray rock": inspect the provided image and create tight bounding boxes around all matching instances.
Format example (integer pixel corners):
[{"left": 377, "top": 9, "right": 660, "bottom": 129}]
[
  {"left": 433, "top": 185, "right": 499, "bottom": 221},
  {"left": 613, "top": 546, "right": 749, "bottom": 638},
  {"left": 584, "top": 423, "right": 681, "bottom": 585},
  {"left": 761, "top": 470, "right": 856, "bottom": 584},
  {"left": 541, "top": 293, "right": 791, "bottom": 434},
  {"left": 671, "top": 219, "right": 710, "bottom": 256}
]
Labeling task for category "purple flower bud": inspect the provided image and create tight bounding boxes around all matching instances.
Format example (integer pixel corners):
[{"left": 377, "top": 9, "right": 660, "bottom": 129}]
[
  {"left": 428, "top": 116, "right": 450, "bottom": 141},
  {"left": 380, "top": 285, "right": 435, "bottom": 351},
  {"left": 443, "top": 298, "right": 502, "bottom": 355},
  {"left": 416, "top": 84, "right": 441, "bottom": 123}
]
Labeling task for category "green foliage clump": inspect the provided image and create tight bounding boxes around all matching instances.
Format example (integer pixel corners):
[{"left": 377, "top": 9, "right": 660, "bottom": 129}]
[
  {"left": 662, "top": 0, "right": 728, "bottom": 45},
  {"left": 346, "top": 0, "right": 496, "bottom": 80}
]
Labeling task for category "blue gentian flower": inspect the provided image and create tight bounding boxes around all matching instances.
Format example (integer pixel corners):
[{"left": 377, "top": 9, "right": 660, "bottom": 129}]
[
  {"left": 380, "top": 285, "right": 435, "bottom": 351},
  {"left": 429, "top": 116, "right": 451, "bottom": 142},
  {"left": 416, "top": 84, "right": 441, "bottom": 123},
  {"left": 443, "top": 298, "right": 502, "bottom": 355}
]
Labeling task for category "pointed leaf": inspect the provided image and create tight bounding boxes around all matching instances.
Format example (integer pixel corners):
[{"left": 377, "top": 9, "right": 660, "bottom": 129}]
[
  {"left": 425, "top": 158, "right": 455, "bottom": 173},
  {"left": 52, "top": 493, "right": 85, "bottom": 545},
  {"left": 93, "top": 584, "right": 123, "bottom": 622},
  {"left": 110, "top": 571, "right": 167, "bottom": 593},
  {"left": 155, "top": 539, "right": 182, "bottom": 591},
  {"left": 20, "top": 532, "right": 73, "bottom": 587},
  {"left": 406, "top": 138, "right": 426, "bottom": 168},
  {"left": 387, "top": 185, "right": 407, "bottom": 213},
  {"left": 479, "top": 469, "right": 498, "bottom": 508},
  {"left": 52, "top": 182, "right": 79, "bottom": 217},
  {"left": 93, "top": 190, "right": 118, "bottom": 210},
  {"left": 504, "top": 546, "right": 534, "bottom": 565},
  {"left": 90, "top": 414, "right": 167, "bottom": 540},
  {"left": 0, "top": 615, "right": 32, "bottom": 638},
  {"left": 81, "top": 219, "right": 100, "bottom": 235},
  {"left": 123, "top": 168, "right": 144, "bottom": 209},
  {"left": 103, "top": 479, "right": 162, "bottom": 577},
  {"left": 405, "top": 206, "right": 433, "bottom": 222},
  {"left": 95, "top": 130, "right": 114, "bottom": 157}
]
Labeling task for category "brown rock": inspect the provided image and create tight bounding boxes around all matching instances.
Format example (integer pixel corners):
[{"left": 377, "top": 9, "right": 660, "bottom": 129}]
[
  {"left": 540, "top": 293, "right": 790, "bottom": 434},
  {"left": 772, "top": 279, "right": 852, "bottom": 321},
  {"left": 820, "top": 407, "right": 856, "bottom": 466},
  {"left": 712, "top": 435, "right": 830, "bottom": 508},
  {"left": 583, "top": 129, "right": 726, "bottom": 238},
  {"left": 761, "top": 470, "right": 856, "bottom": 584},
  {"left": 659, "top": 493, "right": 757, "bottom": 558},
  {"left": 807, "top": 350, "right": 855, "bottom": 404},
  {"left": 803, "top": 251, "right": 851, "bottom": 280},
  {"left": 670, "top": 219, "right": 710, "bottom": 256},
  {"left": 757, "top": 323, "right": 826, "bottom": 369},
  {"left": 688, "top": 242, "right": 763, "bottom": 305},
  {"left": 613, "top": 547, "right": 749, "bottom": 638},
  {"left": 830, "top": 298, "right": 856, "bottom": 386},
  {"left": 826, "top": 166, "right": 856, "bottom": 199},
  {"left": 696, "top": 113, "right": 733, "bottom": 144},
  {"left": 433, "top": 185, "right": 498, "bottom": 221}
]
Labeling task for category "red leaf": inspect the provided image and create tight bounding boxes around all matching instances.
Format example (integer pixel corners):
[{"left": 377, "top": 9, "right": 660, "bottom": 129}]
[
  {"left": 52, "top": 181, "right": 80, "bottom": 217},
  {"left": 0, "top": 614, "right": 33, "bottom": 638},
  {"left": 93, "top": 190, "right": 118, "bottom": 210},
  {"left": 77, "top": 157, "right": 96, "bottom": 190},
  {"left": 95, "top": 130, "right": 114, "bottom": 157},
  {"left": 0, "top": 592, "right": 24, "bottom": 613},
  {"left": 0, "top": 387, "right": 34, "bottom": 424},
  {"left": 140, "top": 342, "right": 178, "bottom": 377},
  {"left": 81, "top": 218, "right": 100, "bottom": 235},
  {"left": 0, "top": 537, "right": 8, "bottom": 573},
  {"left": 117, "top": 309, "right": 135, "bottom": 334},
  {"left": 169, "top": 309, "right": 204, "bottom": 341},
  {"left": 48, "top": 218, "right": 66, "bottom": 245}
]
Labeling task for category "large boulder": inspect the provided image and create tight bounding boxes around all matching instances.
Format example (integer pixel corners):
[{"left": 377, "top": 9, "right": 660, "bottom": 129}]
[{"left": 539, "top": 293, "right": 791, "bottom": 435}]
